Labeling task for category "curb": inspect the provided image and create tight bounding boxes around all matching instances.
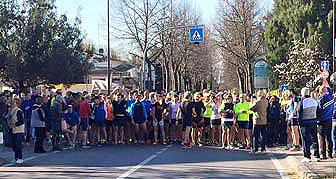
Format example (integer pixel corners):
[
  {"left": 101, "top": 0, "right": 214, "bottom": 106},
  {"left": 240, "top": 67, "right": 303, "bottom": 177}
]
[
  {"left": 286, "top": 155, "right": 320, "bottom": 179},
  {"left": 0, "top": 158, "right": 8, "bottom": 166}
]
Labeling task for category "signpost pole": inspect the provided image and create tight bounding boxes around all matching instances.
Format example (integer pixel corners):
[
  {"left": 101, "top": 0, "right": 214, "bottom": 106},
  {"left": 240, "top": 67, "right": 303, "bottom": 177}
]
[{"left": 107, "top": 0, "right": 111, "bottom": 95}]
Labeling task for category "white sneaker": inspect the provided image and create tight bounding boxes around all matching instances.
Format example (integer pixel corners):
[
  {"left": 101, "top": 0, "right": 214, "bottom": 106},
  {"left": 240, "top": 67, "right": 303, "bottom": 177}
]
[
  {"left": 301, "top": 157, "right": 311, "bottom": 163},
  {"left": 311, "top": 157, "right": 320, "bottom": 162},
  {"left": 16, "top": 159, "right": 23, "bottom": 164}
]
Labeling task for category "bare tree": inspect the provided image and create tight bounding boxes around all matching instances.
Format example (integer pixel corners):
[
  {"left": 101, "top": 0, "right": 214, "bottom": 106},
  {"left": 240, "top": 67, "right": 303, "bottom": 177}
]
[
  {"left": 214, "top": 0, "right": 264, "bottom": 93},
  {"left": 112, "top": 0, "right": 168, "bottom": 86}
]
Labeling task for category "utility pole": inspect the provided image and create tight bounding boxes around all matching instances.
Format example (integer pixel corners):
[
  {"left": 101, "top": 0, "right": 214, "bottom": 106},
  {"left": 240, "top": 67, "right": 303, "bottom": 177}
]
[
  {"left": 333, "top": 0, "right": 336, "bottom": 76},
  {"left": 107, "top": 0, "right": 111, "bottom": 95}
]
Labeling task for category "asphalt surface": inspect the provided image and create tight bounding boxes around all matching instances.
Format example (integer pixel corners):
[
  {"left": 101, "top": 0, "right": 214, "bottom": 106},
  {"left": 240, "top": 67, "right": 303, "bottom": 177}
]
[{"left": 0, "top": 144, "right": 288, "bottom": 179}]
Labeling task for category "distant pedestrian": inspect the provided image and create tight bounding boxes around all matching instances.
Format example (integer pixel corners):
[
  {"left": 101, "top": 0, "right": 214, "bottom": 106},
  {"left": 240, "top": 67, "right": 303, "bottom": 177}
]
[
  {"left": 6, "top": 97, "right": 25, "bottom": 164},
  {"left": 250, "top": 91, "right": 269, "bottom": 153},
  {"left": 267, "top": 96, "right": 281, "bottom": 147},
  {"left": 298, "top": 87, "right": 320, "bottom": 163},
  {"left": 31, "top": 96, "right": 47, "bottom": 153},
  {"left": 50, "top": 95, "right": 64, "bottom": 151},
  {"left": 318, "top": 85, "right": 333, "bottom": 160}
]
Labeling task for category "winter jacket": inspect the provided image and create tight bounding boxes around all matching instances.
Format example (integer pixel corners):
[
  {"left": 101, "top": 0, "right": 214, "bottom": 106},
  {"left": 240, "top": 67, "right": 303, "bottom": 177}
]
[
  {"left": 268, "top": 101, "right": 281, "bottom": 121},
  {"left": 31, "top": 104, "right": 46, "bottom": 128},
  {"left": 249, "top": 97, "right": 269, "bottom": 125},
  {"left": 7, "top": 107, "right": 24, "bottom": 134},
  {"left": 319, "top": 88, "right": 334, "bottom": 121},
  {"left": 299, "top": 96, "right": 320, "bottom": 125}
]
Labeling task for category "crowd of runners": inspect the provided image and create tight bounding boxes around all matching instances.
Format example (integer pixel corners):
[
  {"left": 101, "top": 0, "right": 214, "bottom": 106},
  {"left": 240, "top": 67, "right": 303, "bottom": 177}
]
[{"left": 1, "top": 84, "right": 336, "bottom": 164}]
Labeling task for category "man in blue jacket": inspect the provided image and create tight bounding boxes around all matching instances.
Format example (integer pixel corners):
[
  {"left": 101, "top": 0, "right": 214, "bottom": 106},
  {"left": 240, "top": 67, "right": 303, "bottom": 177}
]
[{"left": 318, "top": 85, "right": 333, "bottom": 159}]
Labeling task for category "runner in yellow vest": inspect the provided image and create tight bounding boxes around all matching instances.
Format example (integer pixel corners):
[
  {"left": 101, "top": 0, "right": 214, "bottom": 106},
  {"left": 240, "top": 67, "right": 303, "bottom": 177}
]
[
  {"left": 234, "top": 94, "right": 252, "bottom": 149},
  {"left": 202, "top": 93, "right": 212, "bottom": 145}
]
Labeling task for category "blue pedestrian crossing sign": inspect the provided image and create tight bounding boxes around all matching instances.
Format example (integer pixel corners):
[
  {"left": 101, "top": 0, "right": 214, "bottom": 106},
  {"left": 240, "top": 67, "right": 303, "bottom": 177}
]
[
  {"left": 189, "top": 27, "right": 203, "bottom": 43},
  {"left": 280, "top": 85, "right": 289, "bottom": 93},
  {"left": 321, "top": 60, "right": 329, "bottom": 71}
]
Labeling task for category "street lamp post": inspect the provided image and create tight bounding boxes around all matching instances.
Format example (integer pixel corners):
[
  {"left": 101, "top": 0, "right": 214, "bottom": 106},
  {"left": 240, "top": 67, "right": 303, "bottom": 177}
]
[{"left": 107, "top": 0, "right": 111, "bottom": 95}]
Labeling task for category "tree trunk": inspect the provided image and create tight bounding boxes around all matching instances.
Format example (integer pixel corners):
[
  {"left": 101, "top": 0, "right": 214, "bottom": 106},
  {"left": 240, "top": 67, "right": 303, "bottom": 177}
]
[
  {"left": 237, "top": 68, "right": 244, "bottom": 93},
  {"left": 146, "top": 60, "right": 152, "bottom": 90},
  {"left": 165, "top": 62, "right": 170, "bottom": 92}
]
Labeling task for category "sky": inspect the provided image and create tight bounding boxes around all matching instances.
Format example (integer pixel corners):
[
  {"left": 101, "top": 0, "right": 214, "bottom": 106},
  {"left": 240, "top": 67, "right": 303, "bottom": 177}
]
[{"left": 55, "top": 0, "right": 274, "bottom": 50}]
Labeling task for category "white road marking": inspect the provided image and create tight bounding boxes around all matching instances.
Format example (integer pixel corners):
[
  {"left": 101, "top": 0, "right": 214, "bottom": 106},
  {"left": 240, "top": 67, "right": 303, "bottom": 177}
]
[
  {"left": 269, "top": 154, "right": 290, "bottom": 179},
  {"left": 117, "top": 145, "right": 172, "bottom": 179},
  {"left": 2, "top": 151, "right": 59, "bottom": 167}
]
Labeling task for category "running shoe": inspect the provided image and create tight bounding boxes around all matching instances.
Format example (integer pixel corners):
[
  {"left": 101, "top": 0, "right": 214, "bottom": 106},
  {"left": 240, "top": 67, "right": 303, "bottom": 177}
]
[
  {"left": 311, "top": 157, "right": 320, "bottom": 162},
  {"left": 16, "top": 159, "right": 23, "bottom": 164},
  {"left": 301, "top": 158, "right": 311, "bottom": 163}
]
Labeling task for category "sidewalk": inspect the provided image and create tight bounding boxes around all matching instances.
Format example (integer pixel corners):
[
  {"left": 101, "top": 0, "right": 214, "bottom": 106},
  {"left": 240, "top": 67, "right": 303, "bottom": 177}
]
[{"left": 270, "top": 146, "right": 336, "bottom": 179}]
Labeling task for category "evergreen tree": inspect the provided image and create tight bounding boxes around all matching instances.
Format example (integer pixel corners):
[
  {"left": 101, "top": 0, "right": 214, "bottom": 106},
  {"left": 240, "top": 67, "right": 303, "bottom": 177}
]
[
  {"left": 264, "top": 0, "right": 332, "bottom": 88},
  {"left": 0, "top": 0, "right": 92, "bottom": 92}
]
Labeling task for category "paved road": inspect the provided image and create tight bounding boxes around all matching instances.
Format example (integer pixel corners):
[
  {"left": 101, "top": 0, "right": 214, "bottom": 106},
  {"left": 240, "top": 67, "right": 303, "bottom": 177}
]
[{"left": 0, "top": 144, "right": 288, "bottom": 179}]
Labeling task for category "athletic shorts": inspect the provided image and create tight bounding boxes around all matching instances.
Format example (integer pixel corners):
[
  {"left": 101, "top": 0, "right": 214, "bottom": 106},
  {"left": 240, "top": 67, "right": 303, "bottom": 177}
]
[
  {"left": 238, "top": 121, "right": 252, "bottom": 129},
  {"left": 114, "top": 117, "right": 127, "bottom": 127},
  {"left": 211, "top": 119, "right": 221, "bottom": 126},
  {"left": 135, "top": 120, "right": 146, "bottom": 125},
  {"left": 288, "top": 118, "right": 299, "bottom": 126},
  {"left": 106, "top": 120, "right": 114, "bottom": 127},
  {"left": 93, "top": 120, "right": 105, "bottom": 127},
  {"left": 134, "top": 117, "right": 146, "bottom": 124},
  {"left": 153, "top": 119, "right": 164, "bottom": 127},
  {"left": 192, "top": 120, "right": 204, "bottom": 128},
  {"left": 183, "top": 118, "right": 192, "bottom": 127},
  {"left": 203, "top": 117, "right": 211, "bottom": 127},
  {"left": 80, "top": 118, "right": 89, "bottom": 131},
  {"left": 223, "top": 121, "right": 233, "bottom": 129},
  {"left": 171, "top": 118, "right": 177, "bottom": 125}
]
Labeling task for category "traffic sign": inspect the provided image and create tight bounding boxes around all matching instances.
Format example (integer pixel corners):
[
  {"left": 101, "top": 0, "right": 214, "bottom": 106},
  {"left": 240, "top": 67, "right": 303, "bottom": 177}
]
[
  {"left": 321, "top": 60, "right": 329, "bottom": 71},
  {"left": 189, "top": 27, "right": 203, "bottom": 43},
  {"left": 280, "top": 85, "right": 289, "bottom": 93}
]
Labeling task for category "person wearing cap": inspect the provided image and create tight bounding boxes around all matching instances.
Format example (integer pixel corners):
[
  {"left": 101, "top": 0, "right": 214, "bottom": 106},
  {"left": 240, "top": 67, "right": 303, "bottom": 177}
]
[
  {"left": 298, "top": 87, "right": 321, "bottom": 162},
  {"left": 249, "top": 91, "right": 269, "bottom": 154},
  {"left": 50, "top": 94, "right": 64, "bottom": 151},
  {"left": 64, "top": 105, "right": 80, "bottom": 148}
]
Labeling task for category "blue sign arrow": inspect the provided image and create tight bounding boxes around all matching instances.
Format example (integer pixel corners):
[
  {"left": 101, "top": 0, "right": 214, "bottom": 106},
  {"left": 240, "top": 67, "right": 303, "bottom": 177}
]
[{"left": 189, "top": 27, "right": 203, "bottom": 43}]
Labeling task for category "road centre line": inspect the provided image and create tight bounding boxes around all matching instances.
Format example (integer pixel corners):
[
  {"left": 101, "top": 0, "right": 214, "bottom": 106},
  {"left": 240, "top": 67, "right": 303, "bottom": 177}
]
[{"left": 117, "top": 144, "right": 172, "bottom": 179}]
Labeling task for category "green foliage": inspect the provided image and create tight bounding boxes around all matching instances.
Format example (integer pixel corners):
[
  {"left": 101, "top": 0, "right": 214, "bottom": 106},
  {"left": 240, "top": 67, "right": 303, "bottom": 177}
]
[
  {"left": 265, "top": 0, "right": 332, "bottom": 88},
  {"left": 0, "top": 0, "right": 92, "bottom": 91}
]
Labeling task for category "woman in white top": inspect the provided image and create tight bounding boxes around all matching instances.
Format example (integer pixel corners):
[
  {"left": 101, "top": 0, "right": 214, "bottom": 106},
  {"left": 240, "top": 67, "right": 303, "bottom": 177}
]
[
  {"left": 210, "top": 96, "right": 221, "bottom": 146},
  {"left": 169, "top": 95, "right": 180, "bottom": 143}
]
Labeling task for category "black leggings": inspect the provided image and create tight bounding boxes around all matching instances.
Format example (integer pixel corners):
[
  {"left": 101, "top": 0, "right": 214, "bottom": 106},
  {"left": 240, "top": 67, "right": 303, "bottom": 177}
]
[{"left": 12, "top": 133, "right": 23, "bottom": 160}]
